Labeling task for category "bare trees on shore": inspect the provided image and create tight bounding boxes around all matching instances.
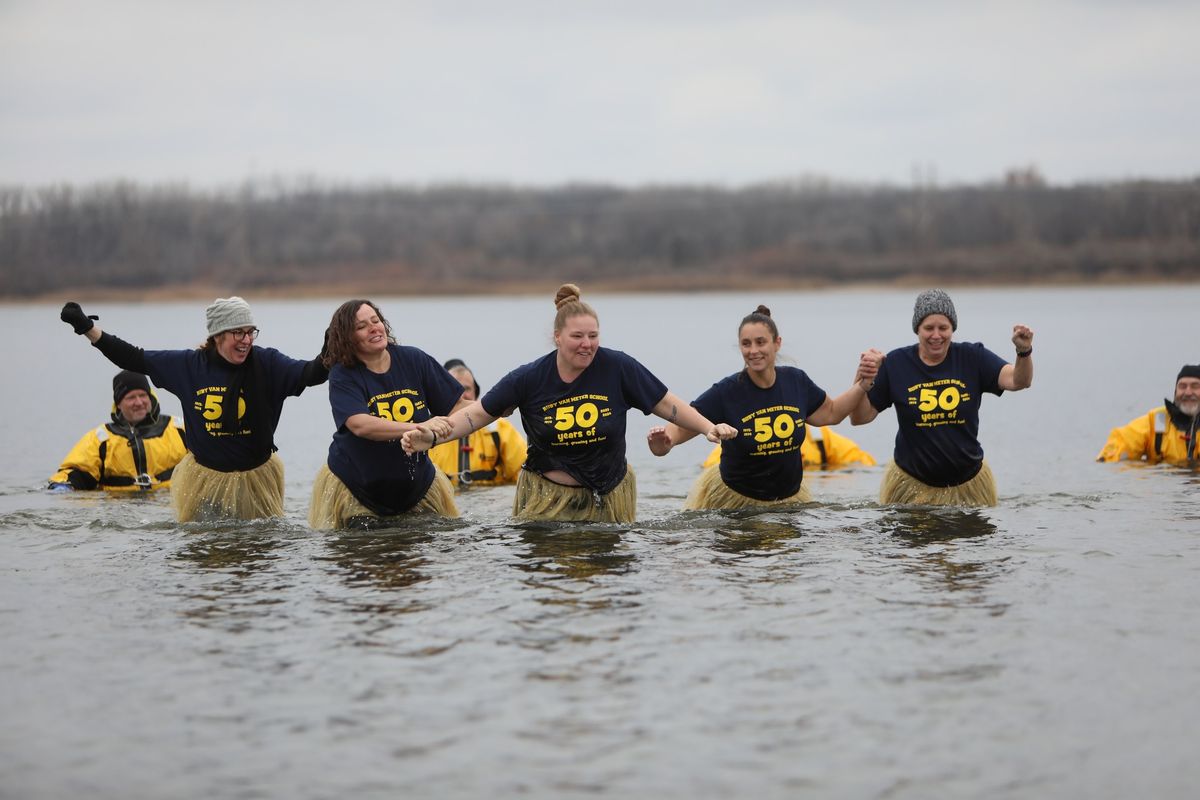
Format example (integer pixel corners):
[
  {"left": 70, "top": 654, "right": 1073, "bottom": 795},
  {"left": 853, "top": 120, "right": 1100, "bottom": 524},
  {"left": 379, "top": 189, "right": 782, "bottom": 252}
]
[{"left": 2, "top": 177, "right": 1198, "bottom": 297}]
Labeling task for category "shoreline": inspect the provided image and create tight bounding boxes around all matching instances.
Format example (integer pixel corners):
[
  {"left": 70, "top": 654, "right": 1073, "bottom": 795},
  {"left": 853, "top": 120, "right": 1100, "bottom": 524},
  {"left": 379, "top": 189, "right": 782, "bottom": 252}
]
[{"left": 7, "top": 273, "right": 1197, "bottom": 305}]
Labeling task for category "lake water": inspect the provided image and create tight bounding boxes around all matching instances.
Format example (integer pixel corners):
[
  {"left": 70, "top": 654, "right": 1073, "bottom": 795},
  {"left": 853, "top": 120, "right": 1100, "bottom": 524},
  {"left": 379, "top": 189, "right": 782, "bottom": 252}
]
[{"left": 2, "top": 286, "right": 1198, "bottom": 799}]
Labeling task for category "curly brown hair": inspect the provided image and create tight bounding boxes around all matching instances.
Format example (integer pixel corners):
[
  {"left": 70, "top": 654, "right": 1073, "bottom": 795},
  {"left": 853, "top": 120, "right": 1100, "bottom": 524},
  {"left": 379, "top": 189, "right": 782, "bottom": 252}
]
[{"left": 323, "top": 299, "right": 396, "bottom": 368}]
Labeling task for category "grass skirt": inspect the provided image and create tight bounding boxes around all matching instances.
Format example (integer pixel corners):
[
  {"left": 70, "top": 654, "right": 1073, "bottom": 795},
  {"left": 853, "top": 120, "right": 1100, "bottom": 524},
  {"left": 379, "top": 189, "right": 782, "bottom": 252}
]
[
  {"left": 878, "top": 460, "right": 998, "bottom": 507},
  {"left": 513, "top": 467, "right": 637, "bottom": 523},
  {"left": 683, "top": 463, "right": 813, "bottom": 511},
  {"left": 170, "top": 452, "right": 285, "bottom": 522},
  {"left": 307, "top": 464, "right": 459, "bottom": 530}
]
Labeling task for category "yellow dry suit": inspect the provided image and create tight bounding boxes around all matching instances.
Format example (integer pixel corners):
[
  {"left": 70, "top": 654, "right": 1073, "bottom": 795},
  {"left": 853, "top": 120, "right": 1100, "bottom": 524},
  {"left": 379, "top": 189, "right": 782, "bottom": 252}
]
[
  {"left": 429, "top": 418, "right": 528, "bottom": 488},
  {"left": 49, "top": 397, "right": 188, "bottom": 491},
  {"left": 1097, "top": 401, "right": 1198, "bottom": 466}
]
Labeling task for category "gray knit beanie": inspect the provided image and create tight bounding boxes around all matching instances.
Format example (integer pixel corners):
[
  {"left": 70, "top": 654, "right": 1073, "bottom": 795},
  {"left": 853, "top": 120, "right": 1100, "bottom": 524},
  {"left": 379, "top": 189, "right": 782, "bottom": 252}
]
[
  {"left": 912, "top": 289, "right": 957, "bottom": 332},
  {"left": 205, "top": 296, "right": 255, "bottom": 337}
]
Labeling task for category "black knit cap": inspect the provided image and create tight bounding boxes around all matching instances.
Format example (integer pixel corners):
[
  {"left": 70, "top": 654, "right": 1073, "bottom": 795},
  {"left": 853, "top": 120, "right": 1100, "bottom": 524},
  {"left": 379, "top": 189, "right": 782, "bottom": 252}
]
[
  {"left": 112, "top": 370, "right": 152, "bottom": 404},
  {"left": 1177, "top": 364, "right": 1200, "bottom": 382},
  {"left": 443, "top": 359, "right": 481, "bottom": 397}
]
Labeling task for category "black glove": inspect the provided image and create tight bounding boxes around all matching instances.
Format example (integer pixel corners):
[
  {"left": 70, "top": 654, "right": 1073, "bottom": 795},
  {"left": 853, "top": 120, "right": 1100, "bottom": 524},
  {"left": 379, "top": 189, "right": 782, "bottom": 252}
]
[{"left": 61, "top": 302, "right": 99, "bottom": 335}]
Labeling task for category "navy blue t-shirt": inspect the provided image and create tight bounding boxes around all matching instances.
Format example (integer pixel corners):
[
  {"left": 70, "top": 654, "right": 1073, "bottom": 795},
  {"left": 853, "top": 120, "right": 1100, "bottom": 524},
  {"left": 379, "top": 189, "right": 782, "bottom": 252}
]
[
  {"left": 480, "top": 348, "right": 668, "bottom": 494},
  {"left": 144, "top": 346, "right": 311, "bottom": 470},
  {"left": 326, "top": 344, "right": 464, "bottom": 515},
  {"left": 867, "top": 342, "right": 1007, "bottom": 487},
  {"left": 692, "top": 367, "right": 828, "bottom": 501}
]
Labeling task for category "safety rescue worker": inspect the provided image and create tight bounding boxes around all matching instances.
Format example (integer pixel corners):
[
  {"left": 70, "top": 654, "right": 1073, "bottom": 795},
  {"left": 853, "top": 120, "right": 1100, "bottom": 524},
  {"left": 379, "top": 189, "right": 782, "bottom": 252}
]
[
  {"left": 429, "top": 359, "right": 527, "bottom": 488},
  {"left": 49, "top": 370, "right": 188, "bottom": 492},
  {"left": 1097, "top": 364, "right": 1200, "bottom": 466}
]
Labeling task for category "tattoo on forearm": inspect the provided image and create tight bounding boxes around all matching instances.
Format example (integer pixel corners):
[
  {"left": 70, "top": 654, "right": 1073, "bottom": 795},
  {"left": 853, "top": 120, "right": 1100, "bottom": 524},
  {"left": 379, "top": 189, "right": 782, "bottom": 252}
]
[
  {"left": 669, "top": 404, "right": 678, "bottom": 424},
  {"left": 465, "top": 412, "right": 475, "bottom": 432}
]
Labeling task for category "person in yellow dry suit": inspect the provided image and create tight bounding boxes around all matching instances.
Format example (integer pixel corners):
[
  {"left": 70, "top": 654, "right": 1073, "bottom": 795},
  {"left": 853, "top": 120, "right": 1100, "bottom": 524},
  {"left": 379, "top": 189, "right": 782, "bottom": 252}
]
[
  {"left": 49, "top": 370, "right": 188, "bottom": 492},
  {"left": 1097, "top": 364, "right": 1200, "bottom": 466},
  {"left": 700, "top": 425, "right": 877, "bottom": 471},
  {"left": 429, "top": 359, "right": 527, "bottom": 488}
]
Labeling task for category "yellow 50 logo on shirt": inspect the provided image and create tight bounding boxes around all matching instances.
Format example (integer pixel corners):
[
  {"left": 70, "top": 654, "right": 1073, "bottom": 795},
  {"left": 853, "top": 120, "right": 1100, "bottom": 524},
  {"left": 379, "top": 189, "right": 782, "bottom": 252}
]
[
  {"left": 753, "top": 413, "right": 797, "bottom": 442},
  {"left": 195, "top": 388, "right": 246, "bottom": 434},
  {"left": 740, "top": 404, "right": 803, "bottom": 455},
  {"left": 376, "top": 398, "right": 415, "bottom": 421},
  {"left": 906, "top": 379, "right": 971, "bottom": 426},
  {"left": 554, "top": 402, "right": 599, "bottom": 430},
  {"left": 369, "top": 389, "right": 426, "bottom": 422},
  {"left": 200, "top": 393, "right": 246, "bottom": 420},
  {"left": 543, "top": 395, "right": 613, "bottom": 445}
]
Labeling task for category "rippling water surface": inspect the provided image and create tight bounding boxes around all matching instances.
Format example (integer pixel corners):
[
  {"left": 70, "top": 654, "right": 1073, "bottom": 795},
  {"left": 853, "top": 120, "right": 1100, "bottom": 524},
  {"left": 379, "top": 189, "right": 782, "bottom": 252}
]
[{"left": 2, "top": 287, "right": 1198, "bottom": 799}]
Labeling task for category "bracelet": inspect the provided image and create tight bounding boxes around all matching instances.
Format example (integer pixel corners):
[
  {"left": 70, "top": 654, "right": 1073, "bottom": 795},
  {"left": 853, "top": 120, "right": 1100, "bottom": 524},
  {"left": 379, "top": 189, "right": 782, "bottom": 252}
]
[
  {"left": 430, "top": 431, "right": 438, "bottom": 446},
  {"left": 1016, "top": 348, "right": 1032, "bottom": 358}
]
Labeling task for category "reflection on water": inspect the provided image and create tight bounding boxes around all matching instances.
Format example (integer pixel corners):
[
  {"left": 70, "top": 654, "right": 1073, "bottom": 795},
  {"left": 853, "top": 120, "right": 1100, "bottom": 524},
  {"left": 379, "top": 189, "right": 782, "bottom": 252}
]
[
  {"left": 711, "top": 517, "right": 804, "bottom": 557},
  {"left": 172, "top": 526, "right": 284, "bottom": 576},
  {"left": 874, "top": 508, "right": 1008, "bottom": 608},
  {"left": 876, "top": 506, "right": 998, "bottom": 544},
  {"left": 321, "top": 528, "right": 434, "bottom": 591},
  {"left": 512, "top": 525, "right": 635, "bottom": 581},
  {"left": 169, "top": 527, "right": 291, "bottom": 630}
]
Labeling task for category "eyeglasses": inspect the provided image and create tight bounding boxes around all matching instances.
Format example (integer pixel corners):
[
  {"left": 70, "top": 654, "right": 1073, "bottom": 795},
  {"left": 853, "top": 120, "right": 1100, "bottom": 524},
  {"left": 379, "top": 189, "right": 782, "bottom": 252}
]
[{"left": 226, "top": 327, "right": 260, "bottom": 341}]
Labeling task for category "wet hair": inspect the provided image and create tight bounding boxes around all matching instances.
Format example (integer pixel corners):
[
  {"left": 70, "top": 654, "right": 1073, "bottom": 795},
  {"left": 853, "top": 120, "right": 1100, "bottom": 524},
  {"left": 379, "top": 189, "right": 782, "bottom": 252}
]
[
  {"left": 553, "top": 283, "right": 599, "bottom": 332},
  {"left": 323, "top": 299, "right": 397, "bottom": 368},
  {"left": 739, "top": 304, "right": 779, "bottom": 339}
]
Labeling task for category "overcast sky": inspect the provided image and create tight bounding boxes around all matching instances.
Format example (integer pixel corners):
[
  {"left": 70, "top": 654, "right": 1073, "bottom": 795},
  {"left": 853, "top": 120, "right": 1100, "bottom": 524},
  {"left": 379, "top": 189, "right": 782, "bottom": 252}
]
[{"left": 2, "top": 0, "right": 1197, "bottom": 189}]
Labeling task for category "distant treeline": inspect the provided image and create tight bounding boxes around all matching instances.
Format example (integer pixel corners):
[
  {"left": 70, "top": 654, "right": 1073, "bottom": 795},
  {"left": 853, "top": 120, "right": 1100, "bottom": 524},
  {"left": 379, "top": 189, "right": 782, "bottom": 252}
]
[{"left": 2, "top": 174, "right": 1199, "bottom": 297}]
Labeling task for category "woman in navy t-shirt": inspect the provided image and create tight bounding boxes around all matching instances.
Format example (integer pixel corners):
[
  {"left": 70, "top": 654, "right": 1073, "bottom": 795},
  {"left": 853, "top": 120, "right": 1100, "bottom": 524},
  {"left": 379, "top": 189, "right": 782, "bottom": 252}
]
[
  {"left": 402, "top": 284, "right": 737, "bottom": 523},
  {"left": 849, "top": 289, "right": 1035, "bottom": 506},
  {"left": 308, "top": 299, "right": 468, "bottom": 529},
  {"left": 646, "top": 305, "right": 880, "bottom": 510},
  {"left": 60, "top": 296, "right": 328, "bottom": 521}
]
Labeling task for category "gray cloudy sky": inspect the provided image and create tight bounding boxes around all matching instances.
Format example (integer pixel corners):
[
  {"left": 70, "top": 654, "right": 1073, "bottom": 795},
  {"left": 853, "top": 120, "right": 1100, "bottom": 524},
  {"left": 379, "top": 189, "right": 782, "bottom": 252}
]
[{"left": 2, "top": 0, "right": 1197, "bottom": 188}]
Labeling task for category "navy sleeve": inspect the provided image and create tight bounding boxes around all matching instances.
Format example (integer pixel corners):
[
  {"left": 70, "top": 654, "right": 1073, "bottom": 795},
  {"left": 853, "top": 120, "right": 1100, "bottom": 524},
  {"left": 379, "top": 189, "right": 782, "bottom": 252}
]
[
  {"left": 92, "top": 332, "right": 148, "bottom": 373},
  {"left": 618, "top": 352, "right": 670, "bottom": 414}
]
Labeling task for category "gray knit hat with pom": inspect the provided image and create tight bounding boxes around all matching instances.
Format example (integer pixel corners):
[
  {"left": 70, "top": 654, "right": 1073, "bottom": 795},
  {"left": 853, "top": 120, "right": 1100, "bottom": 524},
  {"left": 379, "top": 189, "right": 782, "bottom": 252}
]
[
  {"left": 912, "top": 289, "right": 957, "bottom": 332},
  {"left": 205, "top": 296, "right": 255, "bottom": 337}
]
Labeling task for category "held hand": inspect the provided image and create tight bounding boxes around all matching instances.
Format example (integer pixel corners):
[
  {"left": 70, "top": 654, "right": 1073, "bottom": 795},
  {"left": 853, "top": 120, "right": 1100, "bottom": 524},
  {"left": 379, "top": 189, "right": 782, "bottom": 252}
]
[
  {"left": 706, "top": 423, "right": 738, "bottom": 443},
  {"left": 856, "top": 348, "right": 884, "bottom": 388},
  {"left": 1011, "top": 324, "right": 1034, "bottom": 353},
  {"left": 647, "top": 425, "right": 673, "bottom": 457},
  {"left": 61, "top": 302, "right": 99, "bottom": 335},
  {"left": 401, "top": 428, "right": 435, "bottom": 456},
  {"left": 425, "top": 416, "right": 454, "bottom": 440}
]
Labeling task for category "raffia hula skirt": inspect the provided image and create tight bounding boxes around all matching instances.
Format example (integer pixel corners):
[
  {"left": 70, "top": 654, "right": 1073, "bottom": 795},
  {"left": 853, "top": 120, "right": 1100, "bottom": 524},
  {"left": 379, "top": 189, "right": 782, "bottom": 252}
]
[
  {"left": 307, "top": 464, "right": 459, "bottom": 530},
  {"left": 170, "top": 452, "right": 285, "bottom": 522},
  {"left": 878, "top": 460, "right": 998, "bottom": 507},
  {"left": 683, "top": 463, "right": 813, "bottom": 511},
  {"left": 512, "top": 467, "right": 637, "bottom": 523}
]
